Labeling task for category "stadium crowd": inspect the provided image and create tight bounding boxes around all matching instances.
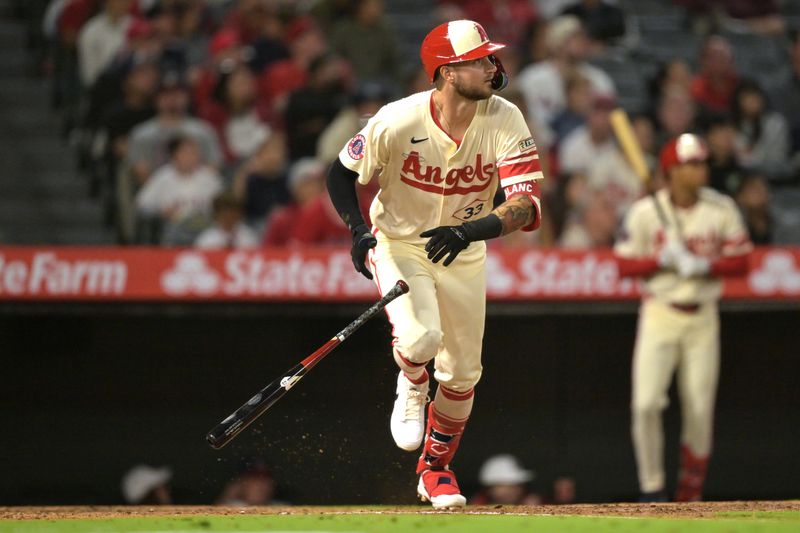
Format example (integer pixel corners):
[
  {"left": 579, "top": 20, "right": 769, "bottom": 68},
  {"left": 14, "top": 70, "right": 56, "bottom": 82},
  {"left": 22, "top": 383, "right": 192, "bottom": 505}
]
[{"left": 18, "top": 0, "right": 800, "bottom": 248}]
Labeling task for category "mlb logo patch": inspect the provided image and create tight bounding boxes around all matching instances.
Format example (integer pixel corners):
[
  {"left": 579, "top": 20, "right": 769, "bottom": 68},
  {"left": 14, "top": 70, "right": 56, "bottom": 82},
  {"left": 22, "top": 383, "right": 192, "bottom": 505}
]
[
  {"left": 347, "top": 134, "right": 366, "bottom": 160},
  {"left": 518, "top": 137, "right": 536, "bottom": 152}
]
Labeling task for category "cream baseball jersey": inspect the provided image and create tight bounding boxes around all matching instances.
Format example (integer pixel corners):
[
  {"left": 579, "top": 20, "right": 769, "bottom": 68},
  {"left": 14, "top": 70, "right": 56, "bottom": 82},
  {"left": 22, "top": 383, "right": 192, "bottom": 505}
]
[
  {"left": 338, "top": 90, "right": 543, "bottom": 244},
  {"left": 615, "top": 187, "right": 752, "bottom": 303}
]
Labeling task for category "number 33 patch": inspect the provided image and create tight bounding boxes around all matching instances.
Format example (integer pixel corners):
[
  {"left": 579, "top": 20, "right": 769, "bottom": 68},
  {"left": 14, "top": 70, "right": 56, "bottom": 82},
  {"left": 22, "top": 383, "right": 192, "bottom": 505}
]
[{"left": 452, "top": 200, "right": 485, "bottom": 221}]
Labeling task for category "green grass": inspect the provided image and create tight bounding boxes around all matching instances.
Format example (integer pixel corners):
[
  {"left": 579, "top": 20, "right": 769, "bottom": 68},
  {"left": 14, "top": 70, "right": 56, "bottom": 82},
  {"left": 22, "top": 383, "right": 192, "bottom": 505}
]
[{"left": 2, "top": 511, "right": 800, "bottom": 533}]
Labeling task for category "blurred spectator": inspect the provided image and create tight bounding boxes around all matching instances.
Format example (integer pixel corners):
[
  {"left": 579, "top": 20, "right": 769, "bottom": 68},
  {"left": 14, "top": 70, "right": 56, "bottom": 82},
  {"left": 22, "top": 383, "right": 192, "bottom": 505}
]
[
  {"left": 49, "top": 0, "right": 101, "bottom": 133},
  {"left": 83, "top": 17, "right": 162, "bottom": 132},
  {"left": 199, "top": 63, "right": 272, "bottom": 168},
  {"left": 520, "top": 19, "right": 550, "bottom": 67},
  {"left": 98, "top": 57, "right": 159, "bottom": 194},
  {"left": 734, "top": 173, "right": 772, "bottom": 245},
  {"left": 731, "top": 79, "right": 790, "bottom": 179},
  {"left": 559, "top": 94, "right": 618, "bottom": 175},
  {"left": 559, "top": 190, "right": 618, "bottom": 249},
  {"left": 217, "top": 458, "right": 286, "bottom": 506},
  {"left": 647, "top": 59, "right": 693, "bottom": 116},
  {"left": 405, "top": 67, "right": 431, "bottom": 96},
  {"left": 587, "top": 148, "right": 643, "bottom": 220},
  {"left": 191, "top": 28, "right": 248, "bottom": 113},
  {"left": 258, "top": 18, "right": 327, "bottom": 116},
  {"left": 127, "top": 72, "right": 222, "bottom": 185},
  {"left": 135, "top": 135, "right": 222, "bottom": 245},
  {"left": 769, "top": 31, "right": 800, "bottom": 157},
  {"left": 195, "top": 191, "right": 259, "bottom": 249},
  {"left": 263, "top": 157, "right": 324, "bottom": 245},
  {"left": 77, "top": 0, "right": 134, "bottom": 88},
  {"left": 161, "top": 0, "right": 214, "bottom": 70},
  {"left": 517, "top": 15, "right": 616, "bottom": 149},
  {"left": 561, "top": 0, "right": 626, "bottom": 48},
  {"left": 221, "top": 0, "right": 281, "bottom": 47},
  {"left": 690, "top": 36, "right": 739, "bottom": 113},
  {"left": 262, "top": 158, "right": 350, "bottom": 245},
  {"left": 101, "top": 57, "right": 159, "bottom": 156},
  {"left": 284, "top": 54, "right": 350, "bottom": 161},
  {"left": 701, "top": 112, "right": 744, "bottom": 196},
  {"left": 547, "top": 171, "right": 588, "bottom": 243},
  {"left": 551, "top": 476, "right": 577, "bottom": 504},
  {"left": 232, "top": 132, "right": 291, "bottom": 228},
  {"left": 121, "top": 464, "right": 172, "bottom": 505},
  {"left": 330, "top": 0, "right": 399, "bottom": 83},
  {"left": 550, "top": 71, "right": 592, "bottom": 142},
  {"left": 311, "top": 0, "right": 357, "bottom": 35},
  {"left": 317, "top": 81, "right": 392, "bottom": 164},
  {"left": 440, "top": 0, "right": 539, "bottom": 48},
  {"left": 675, "top": 0, "right": 785, "bottom": 36},
  {"left": 631, "top": 112, "right": 658, "bottom": 171},
  {"left": 656, "top": 87, "right": 697, "bottom": 147},
  {"left": 470, "top": 454, "right": 541, "bottom": 505},
  {"left": 537, "top": 0, "right": 581, "bottom": 20}
]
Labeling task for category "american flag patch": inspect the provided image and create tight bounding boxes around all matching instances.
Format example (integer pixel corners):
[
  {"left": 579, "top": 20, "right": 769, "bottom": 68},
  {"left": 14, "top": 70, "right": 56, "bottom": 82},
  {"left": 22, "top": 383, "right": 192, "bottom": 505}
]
[{"left": 518, "top": 137, "right": 536, "bottom": 151}]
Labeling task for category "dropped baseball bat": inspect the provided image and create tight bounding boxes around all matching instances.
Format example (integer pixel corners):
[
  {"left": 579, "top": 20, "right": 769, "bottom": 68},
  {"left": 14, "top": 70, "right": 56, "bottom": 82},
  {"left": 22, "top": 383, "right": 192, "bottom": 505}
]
[
  {"left": 206, "top": 279, "right": 410, "bottom": 450},
  {"left": 610, "top": 108, "right": 670, "bottom": 227}
]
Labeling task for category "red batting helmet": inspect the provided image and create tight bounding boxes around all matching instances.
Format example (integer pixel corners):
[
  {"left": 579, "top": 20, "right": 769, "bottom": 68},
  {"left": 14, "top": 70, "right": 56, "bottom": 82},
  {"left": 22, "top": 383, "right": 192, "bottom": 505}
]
[
  {"left": 660, "top": 134, "right": 709, "bottom": 174},
  {"left": 421, "top": 20, "right": 508, "bottom": 89}
]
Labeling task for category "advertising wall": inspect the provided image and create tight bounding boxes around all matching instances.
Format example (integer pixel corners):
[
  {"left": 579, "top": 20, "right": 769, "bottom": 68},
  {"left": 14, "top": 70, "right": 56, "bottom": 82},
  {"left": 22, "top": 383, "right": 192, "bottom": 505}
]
[{"left": 1, "top": 246, "right": 798, "bottom": 302}]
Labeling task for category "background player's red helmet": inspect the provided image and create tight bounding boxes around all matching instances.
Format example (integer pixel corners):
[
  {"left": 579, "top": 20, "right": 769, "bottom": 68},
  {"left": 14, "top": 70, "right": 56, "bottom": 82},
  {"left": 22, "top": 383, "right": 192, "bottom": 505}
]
[
  {"left": 659, "top": 133, "right": 709, "bottom": 174},
  {"left": 421, "top": 20, "right": 508, "bottom": 89}
]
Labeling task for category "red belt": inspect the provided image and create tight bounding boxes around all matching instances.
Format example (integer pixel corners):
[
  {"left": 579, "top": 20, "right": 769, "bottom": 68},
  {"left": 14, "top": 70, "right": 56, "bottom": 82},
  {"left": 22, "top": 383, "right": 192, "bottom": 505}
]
[{"left": 670, "top": 302, "right": 701, "bottom": 313}]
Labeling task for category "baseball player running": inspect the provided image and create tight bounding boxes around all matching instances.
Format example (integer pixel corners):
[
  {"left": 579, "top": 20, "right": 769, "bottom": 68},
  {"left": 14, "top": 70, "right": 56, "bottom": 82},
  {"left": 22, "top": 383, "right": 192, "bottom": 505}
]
[
  {"left": 614, "top": 134, "right": 752, "bottom": 502},
  {"left": 326, "top": 20, "right": 543, "bottom": 508}
]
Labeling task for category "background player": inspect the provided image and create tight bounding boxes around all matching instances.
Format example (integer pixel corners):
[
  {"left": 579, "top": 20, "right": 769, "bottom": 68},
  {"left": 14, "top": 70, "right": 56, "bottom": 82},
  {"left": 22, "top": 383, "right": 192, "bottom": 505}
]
[
  {"left": 614, "top": 134, "right": 752, "bottom": 502},
  {"left": 326, "top": 20, "right": 543, "bottom": 508}
]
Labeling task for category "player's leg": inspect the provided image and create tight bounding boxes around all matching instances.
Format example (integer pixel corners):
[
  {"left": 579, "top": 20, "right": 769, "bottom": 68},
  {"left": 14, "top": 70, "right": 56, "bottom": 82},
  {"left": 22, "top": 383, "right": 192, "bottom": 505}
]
[
  {"left": 674, "top": 305, "right": 720, "bottom": 502},
  {"left": 631, "top": 299, "right": 682, "bottom": 500},
  {"left": 415, "top": 247, "right": 486, "bottom": 509},
  {"left": 369, "top": 240, "right": 441, "bottom": 451}
]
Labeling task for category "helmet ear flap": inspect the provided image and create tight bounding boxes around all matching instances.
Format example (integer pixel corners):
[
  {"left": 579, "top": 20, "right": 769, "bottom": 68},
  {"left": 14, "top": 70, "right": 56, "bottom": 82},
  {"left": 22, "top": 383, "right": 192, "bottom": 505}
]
[{"left": 489, "top": 55, "right": 508, "bottom": 91}]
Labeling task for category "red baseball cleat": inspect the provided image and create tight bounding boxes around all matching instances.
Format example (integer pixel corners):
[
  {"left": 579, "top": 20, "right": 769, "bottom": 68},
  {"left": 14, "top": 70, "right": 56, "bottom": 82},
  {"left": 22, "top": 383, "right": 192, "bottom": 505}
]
[
  {"left": 674, "top": 445, "right": 709, "bottom": 502},
  {"left": 417, "top": 468, "right": 467, "bottom": 509}
]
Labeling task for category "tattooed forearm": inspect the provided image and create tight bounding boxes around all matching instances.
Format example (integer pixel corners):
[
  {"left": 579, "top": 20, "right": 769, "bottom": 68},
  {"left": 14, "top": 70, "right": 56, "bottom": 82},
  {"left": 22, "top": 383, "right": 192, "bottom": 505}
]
[{"left": 493, "top": 195, "right": 535, "bottom": 235}]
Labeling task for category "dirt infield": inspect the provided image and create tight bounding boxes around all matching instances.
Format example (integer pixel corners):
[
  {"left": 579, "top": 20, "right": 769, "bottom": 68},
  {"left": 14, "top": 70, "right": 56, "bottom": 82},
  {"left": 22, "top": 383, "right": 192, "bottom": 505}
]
[{"left": 2, "top": 501, "right": 798, "bottom": 521}]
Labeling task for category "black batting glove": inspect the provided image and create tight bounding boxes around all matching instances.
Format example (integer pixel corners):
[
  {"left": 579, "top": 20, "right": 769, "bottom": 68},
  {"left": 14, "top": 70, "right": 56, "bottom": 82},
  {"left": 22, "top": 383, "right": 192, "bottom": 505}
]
[
  {"left": 419, "top": 225, "right": 470, "bottom": 266},
  {"left": 350, "top": 223, "right": 377, "bottom": 280}
]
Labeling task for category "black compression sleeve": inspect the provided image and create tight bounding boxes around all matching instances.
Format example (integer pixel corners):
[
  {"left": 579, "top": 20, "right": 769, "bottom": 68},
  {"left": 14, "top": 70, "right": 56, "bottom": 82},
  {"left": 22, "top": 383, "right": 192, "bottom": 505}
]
[
  {"left": 461, "top": 213, "right": 503, "bottom": 241},
  {"left": 326, "top": 158, "right": 366, "bottom": 231}
]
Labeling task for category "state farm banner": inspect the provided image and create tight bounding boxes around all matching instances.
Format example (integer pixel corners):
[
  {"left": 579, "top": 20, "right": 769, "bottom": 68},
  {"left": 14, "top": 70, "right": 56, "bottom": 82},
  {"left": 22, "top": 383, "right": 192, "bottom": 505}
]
[{"left": 0, "top": 246, "right": 798, "bottom": 302}]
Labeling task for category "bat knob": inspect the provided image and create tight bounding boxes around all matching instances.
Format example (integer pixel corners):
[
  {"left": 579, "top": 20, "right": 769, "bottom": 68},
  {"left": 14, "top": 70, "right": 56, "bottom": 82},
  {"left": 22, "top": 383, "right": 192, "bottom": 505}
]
[
  {"left": 396, "top": 280, "right": 409, "bottom": 294},
  {"left": 357, "top": 233, "right": 377, "bottom": 250}
]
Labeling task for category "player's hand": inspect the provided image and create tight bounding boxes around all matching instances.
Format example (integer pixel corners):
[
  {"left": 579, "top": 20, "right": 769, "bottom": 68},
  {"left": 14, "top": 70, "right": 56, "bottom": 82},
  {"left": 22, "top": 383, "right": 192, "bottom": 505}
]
[
  {"left": 675, "top": 250, "right": 711, "bottom": 278},
  {"left": 350, "top": 224, "right": 377, "bottom": 280},
  {"left": 657, "top": 237, "right": 686, "bottom": 269},
  {"left": 419, "top": 225, "right": 470, "bottom": 266}
]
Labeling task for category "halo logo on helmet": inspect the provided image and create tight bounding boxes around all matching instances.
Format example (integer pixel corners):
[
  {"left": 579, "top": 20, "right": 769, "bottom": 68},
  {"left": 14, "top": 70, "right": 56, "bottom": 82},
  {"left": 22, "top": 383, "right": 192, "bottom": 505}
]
[
  {"left": 420, "top": 20, "right": 508, "bottom": 91},
  {"left": 660, "top": 133, "right": 709, "bottom": 173}
]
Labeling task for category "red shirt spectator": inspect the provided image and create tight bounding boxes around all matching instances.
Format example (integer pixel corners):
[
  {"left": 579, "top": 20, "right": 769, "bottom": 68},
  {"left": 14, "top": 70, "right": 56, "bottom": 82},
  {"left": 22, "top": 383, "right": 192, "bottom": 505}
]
[
  {"left": 442, "top": 0, "right": 538, "bottom": 47},
  {"left": 291, "top": 195, "right": 350, "bottom": 244},
  {"left": 192, "top": 29, "right": 245, "bottom": 112},
  {"left": 258, "top": 17, "right": 327, "bottom": 115},
  {"left": 58, "top": 0, "right": 100, "bottom": 44},
  {"left": 690, "top": 36, "right": 739, "bottom": 112},
  {"left": 262, "top": 204, "right": 300, "bottom": 245}
]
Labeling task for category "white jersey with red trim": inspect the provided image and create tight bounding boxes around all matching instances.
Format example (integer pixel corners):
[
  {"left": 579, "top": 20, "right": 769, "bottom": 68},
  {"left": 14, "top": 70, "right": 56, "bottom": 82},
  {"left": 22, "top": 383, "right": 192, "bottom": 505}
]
[
  {"left": 338, "top": 90, "right": 542, "bottom": 244},
  {"left": 615, "top": 187, "right": 752, "bottom": 303}
]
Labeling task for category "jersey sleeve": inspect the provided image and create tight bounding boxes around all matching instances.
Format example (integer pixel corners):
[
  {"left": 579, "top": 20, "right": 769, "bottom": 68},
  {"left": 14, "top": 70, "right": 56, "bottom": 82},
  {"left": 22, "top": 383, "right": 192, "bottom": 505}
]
[
  {"left": 495, "top": 106, "right": 544, "bottom": 231},
  {"left": 614, "top": 201, "right": 650, "bottom": 259},
  {"left": 337, "top": 107, "right": 392, "bottom": 186},
  {"left": 719, "top": 196, "right": 753, "bottom": 257}
]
